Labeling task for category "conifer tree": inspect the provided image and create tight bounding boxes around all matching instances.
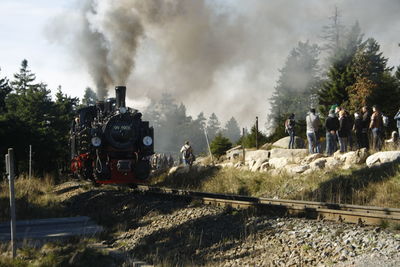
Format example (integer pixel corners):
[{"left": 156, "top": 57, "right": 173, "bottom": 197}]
[
  {"left": 11, "top": 59, "right": 37, "bottom": 94},
  {"left": 346, "top": 38, "right": 392, "bottom": 112},
  {"left": 210, "top": 133, "right": 232, "bottom": 158},
  {"left": 318, "top": 22, "right": 364, "bottom": 114},
  {"left": 207, "top": 113, "right": 221, "bottom": 141},
  {"left": 0, "top": 69, "right": 11, "bottom": 113},
  {"left": 222, "top": 117, "right": 241, "bottom": 143},
  {"left": 320, "top": 6, "right": 346, "bottom": 58}
]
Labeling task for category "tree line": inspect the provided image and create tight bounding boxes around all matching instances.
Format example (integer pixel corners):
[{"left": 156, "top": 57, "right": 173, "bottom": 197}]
[{"left": 0, "top": 60, "right": 78, "bottom": 178}]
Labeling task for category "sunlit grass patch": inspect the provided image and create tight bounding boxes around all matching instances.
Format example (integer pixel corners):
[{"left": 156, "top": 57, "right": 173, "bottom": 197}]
[
  {"left": 153, "top": 163, "right": 400, "bottom": 208},
  {"left": 0, "top": 175, "right": 65, "bottom": 222}
]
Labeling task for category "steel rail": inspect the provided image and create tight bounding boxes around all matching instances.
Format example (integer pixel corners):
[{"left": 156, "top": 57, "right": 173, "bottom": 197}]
[{"left": 135, "top": 185, "right": 400, "bottom": 226}]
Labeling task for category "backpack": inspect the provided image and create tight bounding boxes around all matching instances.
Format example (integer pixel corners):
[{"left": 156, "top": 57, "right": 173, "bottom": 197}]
[
  {"left": 382, "top": 115, "right": 389, "bottom": 127},
  {"left": 184, "top": 146, "right": 192, "bottom": 159},
  {"left": 285, "top": 119, "right": 295, "bottom": 131}
]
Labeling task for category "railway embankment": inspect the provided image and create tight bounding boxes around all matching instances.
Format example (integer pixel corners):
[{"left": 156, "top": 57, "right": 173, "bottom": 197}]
[
  {"left": 1, "top": 178, "right": 400, "bottom": 266},
  {"left": 160, "top": 148, "right": 400, "bottom": 210}
]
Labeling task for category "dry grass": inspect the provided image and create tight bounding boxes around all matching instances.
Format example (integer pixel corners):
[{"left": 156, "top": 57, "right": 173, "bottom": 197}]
[
  {"left": 154, "top": 163, "right": 400, "bottom": 208},
  {"left": 0, "top": 239, "right": 115, "bottom": 267},
  {"left": 0, "top": 174, "right": 64, "bottom": 222}
]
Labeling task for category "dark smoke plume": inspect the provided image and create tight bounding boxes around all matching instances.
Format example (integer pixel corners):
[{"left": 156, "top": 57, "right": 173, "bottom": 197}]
[
  {"left": 47, "top": 0, "right": 400, "bottom": 127},
  {"left": 48, "top": 0, "right": 143, "bottom": 98}
]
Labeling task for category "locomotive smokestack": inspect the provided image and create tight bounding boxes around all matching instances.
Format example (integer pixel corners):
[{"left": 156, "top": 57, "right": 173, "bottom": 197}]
[{"left": 115, "top": 86, "right": 126, "bottom": 108}]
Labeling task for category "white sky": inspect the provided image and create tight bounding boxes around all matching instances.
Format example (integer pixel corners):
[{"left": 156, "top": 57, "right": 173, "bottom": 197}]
[
  {"left": 0, "top": 0, "right": 399, "bottom": 129},
  {"left": 0, "top": 0, "right": 93, "bottom": 98}
]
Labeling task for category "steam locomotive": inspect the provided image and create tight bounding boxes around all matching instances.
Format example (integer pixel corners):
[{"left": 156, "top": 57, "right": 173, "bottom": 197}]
[{"left": 70, "top": 86, "right": 154, "bottom": 184}]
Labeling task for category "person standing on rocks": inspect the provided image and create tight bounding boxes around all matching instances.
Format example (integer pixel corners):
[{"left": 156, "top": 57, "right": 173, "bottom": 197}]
[
  {"left": 338, "top": 110, "right": 351, "bottom": 153},
  {"left": 306, "top": 108, "right": 321, "bottom": 154},
  {"left": 285, "top": 113, "right": 296, "bottom": 149},
  {"left": 325, "top": 109, "right": 340, "bottom": 155},
  {"left": 353, "top": 112, "right": 363, "bottom": 149},
  {"left": 369, "top": 105, "right": 384, "bottom": 151},
  {"left": 361, "top": 106, "right": 370, "bottom": 149},
  {"left": 180, "top": 141, "right": 195, "bottom": 166}
]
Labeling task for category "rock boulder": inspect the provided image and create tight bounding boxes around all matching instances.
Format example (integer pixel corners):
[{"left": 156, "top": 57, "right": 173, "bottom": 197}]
[
  {"left": 270, "top": 148, "right": 308, "bottom": 160},
  {"left": 302, "top": 153, "right": 326, "bottom": 164},
  {"left": 338, "top": 149, "right": 369, "bottom": 165},
  {"left": 245, "top": 150, "right": 270, "bottom": 163},
  {"left": 251, "top": 157, "right": 269, "bottom": 172},
  {"left": 310, "top": 158, "right": 327, "bottom": 170},
  {"left": 325, "top": 157, "right": 342, "bottom": 169},
  {"left": 269, "top": 158, "right": 290, "bottom": 169},
  {"left": 272, "top": 136, "right": 305, "bottom": 149},
  {"left": 366, "top": 151, "right": 400, "bottom": 167}
]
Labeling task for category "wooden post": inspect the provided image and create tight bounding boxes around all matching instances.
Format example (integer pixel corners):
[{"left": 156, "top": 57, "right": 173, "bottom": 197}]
[
  {"left": 242, "top": 128, "right": 246, "bottom": 164},
  {"left": 204, "top": 128, "right": 213, "bottom": 162},
  {"left": 255, "top": 117, "right": 259, "bottom": 149},
  {"left": 29, "top": 145, "right": 32, "bottom": 179},
  {"left": 7, "top": 148, "right": 16, "bottom": 258}
]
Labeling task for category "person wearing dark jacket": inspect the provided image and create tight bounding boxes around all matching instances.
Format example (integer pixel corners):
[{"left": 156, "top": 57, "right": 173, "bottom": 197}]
[
  {"left": 353, "top": 112, "right": 363, "bottom": 149},
  {"left": 361, "top": 106, "right": 370, "bottom": 149},
  {"left": 285, "top": 114, "right": 296, "bottom": 149},
  {"left": 338, "top": 110, "right": 351, "bottom": 152},
  {"left": 325, "top": 109, "right": 340, "bottom": 155}
]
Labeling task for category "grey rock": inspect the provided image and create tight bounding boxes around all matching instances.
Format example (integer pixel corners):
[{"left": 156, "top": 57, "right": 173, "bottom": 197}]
[
  {"left": 270, "top": 148, "right": 308, "bottom": 160},
  {"left": 272, "top": 136, "right": 306, "bottom": 149},
  {"left": 366, "top": 151, "right": 400, "bottom": 167},
  {"left": 310, "top": 158, "right": 327, "bottom": 170}
]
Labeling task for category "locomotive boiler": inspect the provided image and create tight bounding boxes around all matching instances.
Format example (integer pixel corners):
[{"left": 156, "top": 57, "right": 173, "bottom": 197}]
[{"left": 70, "top": 86, "right": 154, "bottom": 184}]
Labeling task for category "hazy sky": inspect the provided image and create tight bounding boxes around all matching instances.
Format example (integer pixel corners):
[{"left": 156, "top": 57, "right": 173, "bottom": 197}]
[{"left": 1, "top": 0, "right": 399, "bottom": 129}]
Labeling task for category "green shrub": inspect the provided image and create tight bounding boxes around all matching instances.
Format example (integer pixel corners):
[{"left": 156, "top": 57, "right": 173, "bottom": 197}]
[{"left": 210, "top": 133, "right": 232, "bottom": 158}]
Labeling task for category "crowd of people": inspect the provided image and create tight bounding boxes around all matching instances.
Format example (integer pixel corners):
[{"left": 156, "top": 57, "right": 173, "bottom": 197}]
[
  {"left": 284, "top": 105, "right": 400, "bottom": 155},
  {"left": 151, "top": 153, "right": 175, "bottom": 170}
]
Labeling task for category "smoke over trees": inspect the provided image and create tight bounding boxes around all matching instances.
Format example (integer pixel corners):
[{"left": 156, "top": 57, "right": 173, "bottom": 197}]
[
  {"left": 44, "top": 0, "right": 400, "bottom": 131},
  {"left": 318, "top": 21, "right": 399, "bottom": 122},
  {"left": 268, "top": 8, "right": 400, "bottom": 141},
  {"left": 269, "top": 41, "right": 321, "bottom": 134},
  {"left": 82, "top": 87, "right": 98, "bottom": 106},
  {"left": 222, "top": 117, "right": 241, "bottom": 144},
  {"left": 142, "top": 94, "right": 240, "bottom": 156}
]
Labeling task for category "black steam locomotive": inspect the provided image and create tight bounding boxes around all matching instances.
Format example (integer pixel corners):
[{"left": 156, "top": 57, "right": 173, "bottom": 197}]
[{"left": 70, "top": 86, "right": 154, "bottom": 184}]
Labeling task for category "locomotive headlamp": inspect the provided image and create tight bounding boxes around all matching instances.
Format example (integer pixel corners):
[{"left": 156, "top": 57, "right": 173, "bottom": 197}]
[
  {"left": 143, "top": 136, "right": 153, "bottom": 146},
  {"left": 119, "top": 106, "right": 127, "bottom": 114},
  {"left": 91, "top": 136, "right": 102, "bottom": 147}
]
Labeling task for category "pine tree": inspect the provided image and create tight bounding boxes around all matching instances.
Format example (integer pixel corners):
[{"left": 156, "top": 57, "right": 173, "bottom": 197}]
[
  {"left": 190, "top": 112, "right": 208, "bottom": 154},
  {"left": 239, "top": 125, "right": 268, "bottom": 148},
  {"left": 320, "top": 6, "right": 346, "bottom": 58},
  {"left": 318, "top": 22, "right": 364, "bottom": 114},
  {"left": 346, "top": 38, "right": 392, "bottom": 112},
  {"left": 222, "top": 117, "right": 241, "bottom": 143},
  {"left": 207, "top": 113, "right": 221, "bottom": 141},
  {"left": 195, "top": 112, "right": 207, "bottom": 130},
  {"left": 11, "top": 59, "right": 37, "bottom": 94},
  {"left": 0, "top": 69, "right": 11, "bottom": 113},
  {"left": 210, "top": 133, "right": 232, "bottom": 158},
  {"left": 52, "top": 87, "right": 79, "bottom": 171}
]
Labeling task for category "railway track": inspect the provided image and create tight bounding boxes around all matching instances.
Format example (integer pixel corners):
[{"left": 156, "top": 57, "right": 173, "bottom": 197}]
[{"left": 135, "top": 185, "right": 400, "bottom": 226}]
